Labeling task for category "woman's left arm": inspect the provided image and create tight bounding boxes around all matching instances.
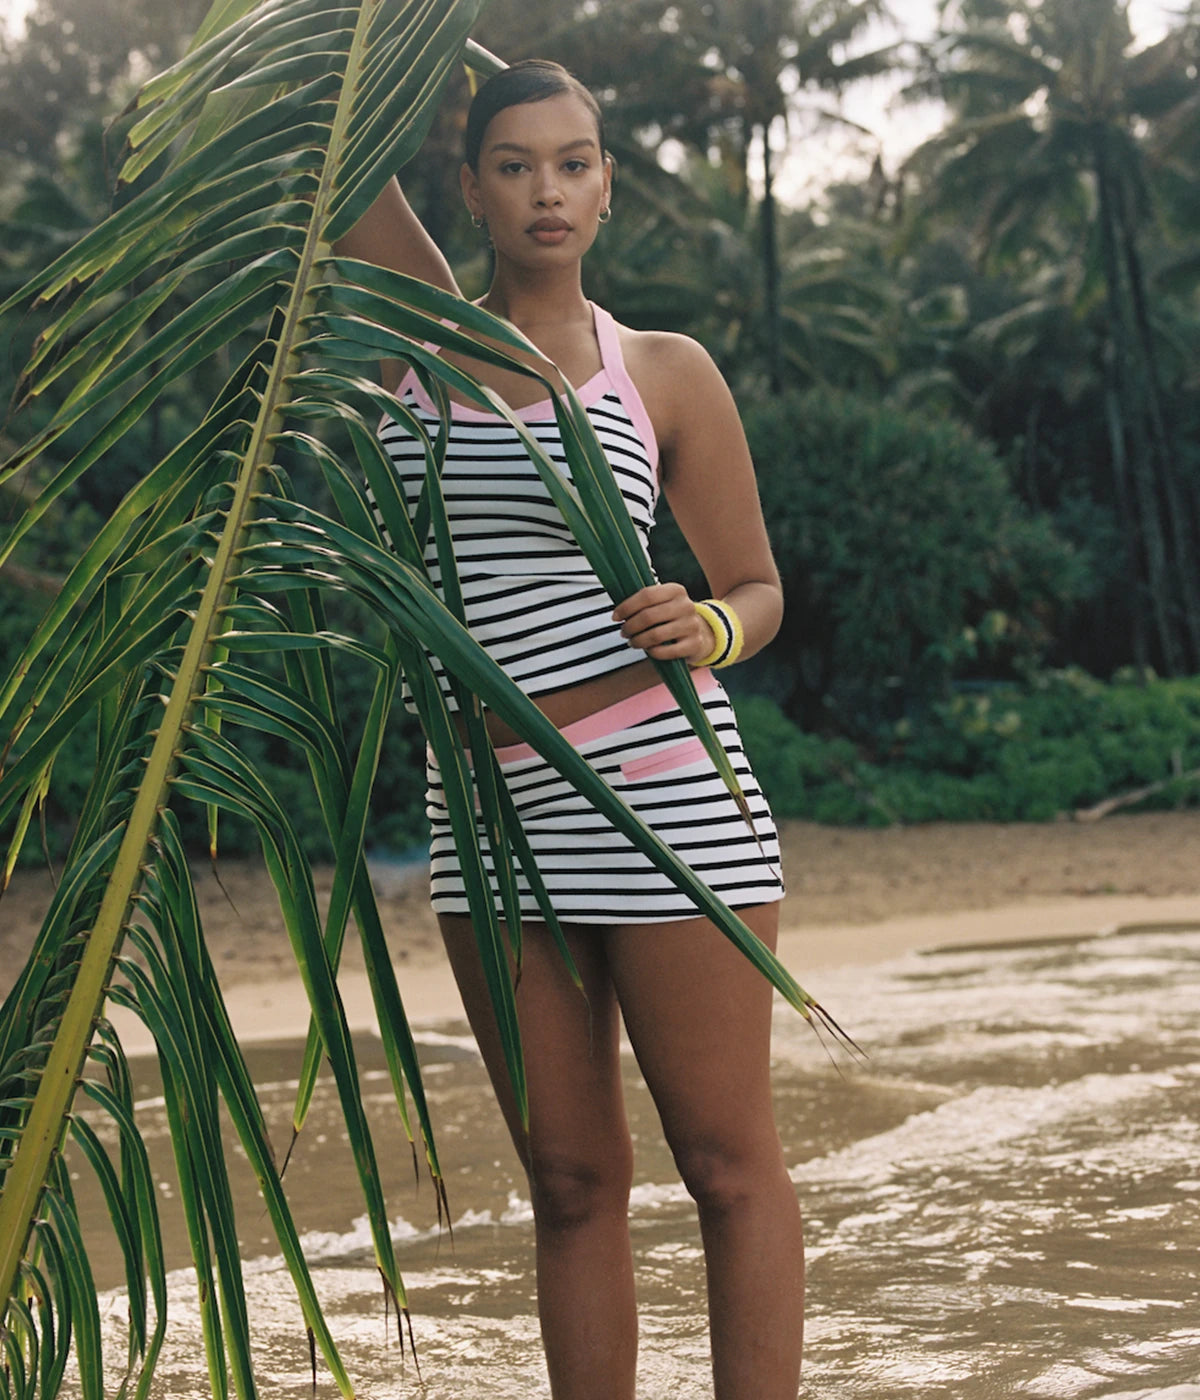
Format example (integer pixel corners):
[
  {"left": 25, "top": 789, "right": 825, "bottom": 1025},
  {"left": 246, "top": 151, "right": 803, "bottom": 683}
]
[{"left": 612, "top": 334, "right": 783, "bottom": 667}]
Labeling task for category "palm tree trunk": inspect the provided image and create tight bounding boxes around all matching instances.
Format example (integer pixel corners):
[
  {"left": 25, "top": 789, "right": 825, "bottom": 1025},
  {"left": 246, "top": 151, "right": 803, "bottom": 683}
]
[
  {"left": 1102, "top": 371, "right": 1150, "bottom": 672},
  {"left": 1117, "top": 195, "right": 1200, "bottom": 669},
  {"left": 1092, "top": 128, "right": 1180, "bottom": 673},
  {"left": 760, "top": 117, "right": 784, "bottom": 396}
]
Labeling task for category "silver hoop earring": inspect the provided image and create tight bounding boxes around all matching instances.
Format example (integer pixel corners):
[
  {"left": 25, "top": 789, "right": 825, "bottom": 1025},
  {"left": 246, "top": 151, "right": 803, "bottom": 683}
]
[
  {"left": 598, "top": 206, "right": 612, "bottom": 223},
  {"left": 471, "top": 213, "right": 484, "bottom": 230}
]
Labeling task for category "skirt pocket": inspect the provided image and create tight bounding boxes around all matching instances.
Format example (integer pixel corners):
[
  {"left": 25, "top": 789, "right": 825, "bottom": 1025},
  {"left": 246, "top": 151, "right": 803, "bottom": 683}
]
[{"left": 618, "top": 736, "right": 708, "bottom": 784}]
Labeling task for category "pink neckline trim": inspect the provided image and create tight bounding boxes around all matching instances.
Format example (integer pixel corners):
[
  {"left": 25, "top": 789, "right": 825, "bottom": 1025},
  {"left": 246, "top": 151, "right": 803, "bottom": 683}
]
[
  {"left": 397, "top": 303, "right": 605, "bottom": 422},
  {"left": 403, "top": 364, "right": 610, "bottom": 425},
  {"left": 388, "top": 303, "right": 660, "bottom": 478}
]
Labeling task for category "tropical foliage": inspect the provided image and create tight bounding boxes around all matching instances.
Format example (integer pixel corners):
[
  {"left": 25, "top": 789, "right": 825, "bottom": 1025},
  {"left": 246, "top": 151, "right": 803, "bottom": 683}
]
[
  {"left": 0, "top": 1, "right": 841, "bottom": 1396},
  {"left": 738, "top": 386, "right": 1094, "bottom": 731},
  {"left": 7, "top": 0, "right": 1200, "bottom": 695},
  {"left": 902, "top": 0, "right": 1200, "bottom": 675},
  {"left": 737, "top": 666, "right": 1200, "bottom": 825}
]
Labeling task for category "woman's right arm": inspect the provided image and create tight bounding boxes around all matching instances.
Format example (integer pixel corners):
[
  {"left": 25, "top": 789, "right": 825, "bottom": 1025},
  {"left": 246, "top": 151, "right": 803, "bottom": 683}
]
[
  {"left": 334, "top": 175, "right": 460, "bottom": 295},
  {"left": 333, "top": 176, "right": 462, "bottom": 389}
]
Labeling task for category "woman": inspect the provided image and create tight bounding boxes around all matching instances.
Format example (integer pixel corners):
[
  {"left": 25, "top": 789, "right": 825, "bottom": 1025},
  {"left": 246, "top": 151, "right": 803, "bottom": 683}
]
[{"left": 337, "top": 60, "right": 802, "bottom": 1400}]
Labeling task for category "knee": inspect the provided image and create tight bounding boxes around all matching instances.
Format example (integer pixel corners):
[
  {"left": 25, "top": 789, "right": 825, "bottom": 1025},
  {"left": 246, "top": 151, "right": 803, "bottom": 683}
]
[
  {"left": 673, "top": 1136, "right": 787, "bottom": 1217},
  {"left": 528, "top": 1140, "right": 634, "bottom": 1232}
]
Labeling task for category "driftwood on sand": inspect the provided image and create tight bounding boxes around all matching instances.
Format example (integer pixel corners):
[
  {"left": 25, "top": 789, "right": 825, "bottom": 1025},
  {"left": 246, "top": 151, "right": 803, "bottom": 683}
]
[{"left": 1075, "top": 759, "right": 1200, "bottom": 823}]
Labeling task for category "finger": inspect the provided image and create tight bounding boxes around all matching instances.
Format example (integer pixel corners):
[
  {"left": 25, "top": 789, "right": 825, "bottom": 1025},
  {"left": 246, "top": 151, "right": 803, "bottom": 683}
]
[
  {"left": 612, "top": 582, "right": 685, "bottom": 622},
  {"left": 617, "top": 599, "right": 695, "bottom": 641},
  {"left": 643, "top": 631, "right": 711, "bottom": 662},
  {"left": 625, "top": 617, "right": 708, "bottom": 656}
]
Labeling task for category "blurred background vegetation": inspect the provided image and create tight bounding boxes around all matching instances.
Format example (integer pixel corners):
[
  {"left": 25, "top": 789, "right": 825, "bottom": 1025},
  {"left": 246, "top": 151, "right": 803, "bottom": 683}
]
[{"left": 3, "top": 0, "right": 1200, "bottom": 857}]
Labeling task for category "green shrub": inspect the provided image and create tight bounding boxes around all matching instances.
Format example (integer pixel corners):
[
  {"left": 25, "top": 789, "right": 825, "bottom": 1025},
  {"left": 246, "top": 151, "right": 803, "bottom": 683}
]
[
  {"left": 734, "top": 670, "right": 1200, "bottom": 826},
  {"left": 735, "top": 693, "right": 880, "bottom": 824},
  {"left": 732, "top": 387, "right": 1095, "bottom": 730}
]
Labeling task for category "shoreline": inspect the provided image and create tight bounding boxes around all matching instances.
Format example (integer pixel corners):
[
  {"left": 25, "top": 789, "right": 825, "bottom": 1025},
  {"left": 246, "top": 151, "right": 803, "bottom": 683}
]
[
  {"left": 110, "top": 890, "right": 1200, "bottom": 1059},
  {"left": 4, "top": 811, "right": 1200, "bottom": 1055}
]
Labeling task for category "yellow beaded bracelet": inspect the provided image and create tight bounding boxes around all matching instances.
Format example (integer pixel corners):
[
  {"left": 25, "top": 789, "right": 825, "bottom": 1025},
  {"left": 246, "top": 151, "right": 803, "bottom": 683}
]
[{"left": 692, "top": 598, "right": 745, "bottom": 669}]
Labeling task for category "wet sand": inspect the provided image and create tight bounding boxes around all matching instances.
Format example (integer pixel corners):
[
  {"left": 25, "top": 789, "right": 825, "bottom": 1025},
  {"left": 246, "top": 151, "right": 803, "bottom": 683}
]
[{"left": 4, "top": 811, "right": 1200, "bottom": 1046}]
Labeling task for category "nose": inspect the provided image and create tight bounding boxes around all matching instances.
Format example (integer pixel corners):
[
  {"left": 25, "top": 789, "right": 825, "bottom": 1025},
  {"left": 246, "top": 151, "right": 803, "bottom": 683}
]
[{"left": 533, "top": 164, "right": 563, "bottom": 207}]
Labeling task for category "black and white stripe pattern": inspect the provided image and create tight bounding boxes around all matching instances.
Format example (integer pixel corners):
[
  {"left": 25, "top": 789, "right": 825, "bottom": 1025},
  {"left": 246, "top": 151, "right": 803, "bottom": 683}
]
[
  {"left": 425, "top": 687, "right": 785, "bottom": 924},
  {"left": 376, "top": 389, "right": 658, "bottom": 706}
]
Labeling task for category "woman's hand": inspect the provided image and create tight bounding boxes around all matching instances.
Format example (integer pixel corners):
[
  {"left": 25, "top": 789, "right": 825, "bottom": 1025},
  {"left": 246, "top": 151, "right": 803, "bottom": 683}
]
[{"left": 613, "top": 583, "right": 716, "bottom": 665}]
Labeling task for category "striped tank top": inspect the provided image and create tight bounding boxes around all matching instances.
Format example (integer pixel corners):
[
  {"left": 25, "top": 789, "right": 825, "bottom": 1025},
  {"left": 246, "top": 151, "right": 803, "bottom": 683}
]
[{"left": 378, "top": 303, "right": 660, "bottom": 710}]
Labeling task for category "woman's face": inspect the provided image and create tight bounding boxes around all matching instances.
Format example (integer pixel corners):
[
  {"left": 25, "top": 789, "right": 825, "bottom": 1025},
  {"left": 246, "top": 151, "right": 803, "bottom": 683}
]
[{"left": 461, "top": 91, "right": 612, "bottom": 267}]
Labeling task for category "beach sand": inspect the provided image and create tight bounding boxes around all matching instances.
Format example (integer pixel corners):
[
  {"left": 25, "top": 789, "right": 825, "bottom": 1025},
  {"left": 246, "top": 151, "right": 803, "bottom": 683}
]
[{"left": 4, "top": 811, "right": 1200, "bottom": 1050}]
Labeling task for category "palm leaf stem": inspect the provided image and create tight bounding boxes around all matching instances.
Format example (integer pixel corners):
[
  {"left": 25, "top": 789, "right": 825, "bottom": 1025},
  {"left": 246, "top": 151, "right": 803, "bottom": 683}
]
[{"left": 0, "top": 0, "right": 376, "bottom": 1321}]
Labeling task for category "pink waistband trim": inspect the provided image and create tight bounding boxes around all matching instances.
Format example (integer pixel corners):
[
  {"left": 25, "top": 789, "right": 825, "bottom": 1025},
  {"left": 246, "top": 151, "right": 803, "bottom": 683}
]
[{"left": 492, "top": 668, "right": 719, "bottom": 765}]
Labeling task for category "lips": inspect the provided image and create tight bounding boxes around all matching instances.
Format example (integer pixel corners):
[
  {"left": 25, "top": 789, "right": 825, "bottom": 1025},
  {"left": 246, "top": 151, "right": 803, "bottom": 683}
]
[{"left": 527, "top": 217, "right": 573, "bottom": 246}]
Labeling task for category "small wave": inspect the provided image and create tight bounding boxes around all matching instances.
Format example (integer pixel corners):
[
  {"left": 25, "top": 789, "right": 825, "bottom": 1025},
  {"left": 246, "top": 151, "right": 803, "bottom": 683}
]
[{"left": 793, "top": 1068, "right": 1191, "bottom": 1185}]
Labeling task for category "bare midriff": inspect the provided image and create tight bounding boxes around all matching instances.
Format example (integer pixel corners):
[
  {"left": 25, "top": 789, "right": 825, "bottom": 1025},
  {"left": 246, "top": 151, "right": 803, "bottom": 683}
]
[{"left": 454, "top": 656, "right": 663, "bottom": 749}]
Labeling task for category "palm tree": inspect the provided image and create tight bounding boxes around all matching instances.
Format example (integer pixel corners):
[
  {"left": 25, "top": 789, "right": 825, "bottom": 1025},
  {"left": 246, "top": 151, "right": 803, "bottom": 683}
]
[
  {"left": 903, "top": 0, "right": 1200, "bottom": 673},
  {"left": 580, "top": 150, "right": 898, "bottom": 398},
  {"left": 0, "top": 2, "right": 844, "bottom": 1394},
  {"left": 685, "top": 0, "right": 894, "bottom": 392}
]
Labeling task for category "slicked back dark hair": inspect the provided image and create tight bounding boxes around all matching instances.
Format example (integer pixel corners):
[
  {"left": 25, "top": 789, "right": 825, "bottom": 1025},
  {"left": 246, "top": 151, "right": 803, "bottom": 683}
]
[{"left": 464, "top": 60, "right": 607, "bottom": 171}]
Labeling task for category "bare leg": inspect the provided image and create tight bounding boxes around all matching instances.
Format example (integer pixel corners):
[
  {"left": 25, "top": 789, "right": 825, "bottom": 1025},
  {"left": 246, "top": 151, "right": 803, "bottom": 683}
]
[
  {"left": 607, "top": 904, "right": 803, "bottom": 1400},
  {"left": 439, "top": 915, "right": 637, "bottom": 1400}
]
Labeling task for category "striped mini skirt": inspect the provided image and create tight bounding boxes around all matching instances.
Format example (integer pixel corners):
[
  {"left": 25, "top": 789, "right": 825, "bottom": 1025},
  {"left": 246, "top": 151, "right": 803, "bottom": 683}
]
[{"left": 424, "top": 669, "right": 785, "bottom": 924}]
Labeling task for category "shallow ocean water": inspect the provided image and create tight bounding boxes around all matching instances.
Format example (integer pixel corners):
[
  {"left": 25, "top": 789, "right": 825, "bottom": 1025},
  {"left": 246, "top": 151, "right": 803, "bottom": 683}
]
[{"left": 78, "top": 922, "right": 1200, "bottom": 1398}]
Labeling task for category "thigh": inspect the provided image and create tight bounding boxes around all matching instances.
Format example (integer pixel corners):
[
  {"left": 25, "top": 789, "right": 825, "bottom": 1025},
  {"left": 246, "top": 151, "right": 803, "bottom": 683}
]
[
  {"left": 605, "top": 905, "right": 783, "bottom": 1157},
  {"left": 438, "top": 915, "right": 630, "bottom": 1172}
]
